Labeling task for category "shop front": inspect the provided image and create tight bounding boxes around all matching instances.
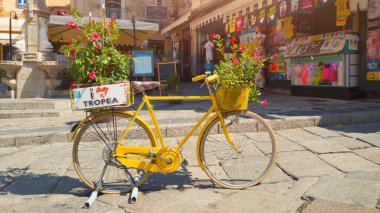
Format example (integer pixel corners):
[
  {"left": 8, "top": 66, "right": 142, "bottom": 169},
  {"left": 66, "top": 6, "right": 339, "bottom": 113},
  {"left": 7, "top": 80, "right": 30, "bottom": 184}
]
[{"left": 359, "top": 0, "right": 380, "bottom": 93}]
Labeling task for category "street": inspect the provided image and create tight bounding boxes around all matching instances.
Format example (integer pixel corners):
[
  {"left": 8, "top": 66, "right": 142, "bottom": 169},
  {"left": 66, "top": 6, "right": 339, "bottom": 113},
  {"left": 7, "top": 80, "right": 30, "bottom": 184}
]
[{"left": 1, "top": 122, "right": 380, "bottom": 212}]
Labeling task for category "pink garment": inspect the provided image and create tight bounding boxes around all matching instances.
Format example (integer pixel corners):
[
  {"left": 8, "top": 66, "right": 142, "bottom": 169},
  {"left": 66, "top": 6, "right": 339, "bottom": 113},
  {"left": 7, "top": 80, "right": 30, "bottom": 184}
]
[
  {"left": 322, "top": 66, "right": 333, "bottom": 82},
  {"left": 300, "top": 66, "right": 309, "bottom": 85},
  {"left": 330, "top": 67, "right": 338, "bottom": 83}
]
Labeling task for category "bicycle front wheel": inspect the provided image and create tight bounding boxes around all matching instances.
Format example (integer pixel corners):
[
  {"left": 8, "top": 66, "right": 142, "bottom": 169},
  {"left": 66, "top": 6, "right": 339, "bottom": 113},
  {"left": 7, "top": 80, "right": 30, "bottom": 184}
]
[
  {"left": 198, "top": 111, "right": 277, "bottom": 189},
  {"left": 72, "top": 110, "right": 156, "bottom": 194}
]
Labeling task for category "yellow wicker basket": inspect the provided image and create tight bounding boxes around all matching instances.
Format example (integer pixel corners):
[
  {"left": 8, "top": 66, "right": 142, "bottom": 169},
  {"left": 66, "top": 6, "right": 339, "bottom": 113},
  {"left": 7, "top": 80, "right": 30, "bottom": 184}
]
[{"left": 215, "top": 87, "right": 250, "bottom": 111}]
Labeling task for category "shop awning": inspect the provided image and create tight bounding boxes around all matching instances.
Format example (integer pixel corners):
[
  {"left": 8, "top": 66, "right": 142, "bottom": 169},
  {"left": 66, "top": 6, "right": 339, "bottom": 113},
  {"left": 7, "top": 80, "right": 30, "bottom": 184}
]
[
  {"left": 190, "top": 0, "right": 259, "bottom": 31},
  {"left": 48, "top": 15, "right": 159, "bottom": 45},
  {"left": 0, "top": 18, "right": 25, "bottom": 44},
  {"left": 161, "top": 12, "right": 191, "bottom": 35}
]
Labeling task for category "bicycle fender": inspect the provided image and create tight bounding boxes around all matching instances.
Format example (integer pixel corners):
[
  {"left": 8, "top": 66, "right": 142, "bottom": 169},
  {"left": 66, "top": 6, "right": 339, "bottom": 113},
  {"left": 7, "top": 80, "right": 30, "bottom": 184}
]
[{"left": 196, "top": 113, "right": 220, "bottom": 170}]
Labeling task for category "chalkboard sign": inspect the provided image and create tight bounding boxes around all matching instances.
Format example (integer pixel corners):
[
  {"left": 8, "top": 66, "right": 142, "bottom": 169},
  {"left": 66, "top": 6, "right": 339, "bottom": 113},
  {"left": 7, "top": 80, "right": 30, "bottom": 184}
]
[
  {"left": 132, "top": 51, "right": 155, "bottom": 77},
  {"left": 157, "top": 62, "right": 177, "bottom": 81},
  {"left": 145, "top": 6, "right": 168, "bottom": 19}
]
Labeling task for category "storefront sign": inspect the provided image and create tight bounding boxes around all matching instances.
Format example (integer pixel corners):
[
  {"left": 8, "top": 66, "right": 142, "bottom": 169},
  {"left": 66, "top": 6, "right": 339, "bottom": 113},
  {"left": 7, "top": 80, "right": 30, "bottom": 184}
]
[
  {"left": 286, "top": 32, "right": 348, "bottom": 57},
  {"left": 335, "top": 0, "right": 351, "bottom": 26},
  {"left": 18, "top": 0, "right": 27, "bottom": 9}
]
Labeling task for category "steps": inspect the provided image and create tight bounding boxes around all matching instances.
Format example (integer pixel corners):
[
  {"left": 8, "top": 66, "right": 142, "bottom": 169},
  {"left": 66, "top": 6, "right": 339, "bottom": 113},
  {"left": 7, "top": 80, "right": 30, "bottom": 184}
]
[{"left": 0, "top": 99, "right": 73, "bottom": 119}]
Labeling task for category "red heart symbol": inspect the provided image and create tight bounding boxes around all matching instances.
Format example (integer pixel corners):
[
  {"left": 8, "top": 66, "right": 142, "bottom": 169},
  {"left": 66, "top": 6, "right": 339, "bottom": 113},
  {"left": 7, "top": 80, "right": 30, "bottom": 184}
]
[{"left": 96, "top": 87, "right": 109, "bottom": 98}]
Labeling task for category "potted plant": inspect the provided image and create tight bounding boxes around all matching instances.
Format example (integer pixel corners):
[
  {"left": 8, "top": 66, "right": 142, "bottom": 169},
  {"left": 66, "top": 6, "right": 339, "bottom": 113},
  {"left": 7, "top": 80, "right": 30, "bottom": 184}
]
[
  {"left": 59, "top": 8, "right": 134, "bottom": 110},
  {"left": 166, "top": 73, "right": 182, "bottom": 104},
  {"left": 60, "top": 8, "right": 133, "bottom": 84},
  {"left": 210, "top": 33, "right": 275, "bottom": 110}
]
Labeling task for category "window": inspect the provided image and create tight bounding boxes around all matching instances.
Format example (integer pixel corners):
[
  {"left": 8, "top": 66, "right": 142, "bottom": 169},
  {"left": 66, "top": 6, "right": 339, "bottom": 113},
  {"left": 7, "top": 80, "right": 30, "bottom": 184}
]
[
  {"left": 105, "top": 0, "right": 121, "bottom": 19},
  {"left": 148, "top": 0, "right": 167, "bottom": 6}
]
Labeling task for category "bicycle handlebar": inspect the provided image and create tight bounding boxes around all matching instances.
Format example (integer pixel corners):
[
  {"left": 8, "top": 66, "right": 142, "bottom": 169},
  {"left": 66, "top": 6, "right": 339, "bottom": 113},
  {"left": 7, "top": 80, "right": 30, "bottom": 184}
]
[
  {"left": 192, "top": 75, "right": 205, "bottom": 82},
  {"left": 192, "top": 74, "right": 219, "bottom": 83}
]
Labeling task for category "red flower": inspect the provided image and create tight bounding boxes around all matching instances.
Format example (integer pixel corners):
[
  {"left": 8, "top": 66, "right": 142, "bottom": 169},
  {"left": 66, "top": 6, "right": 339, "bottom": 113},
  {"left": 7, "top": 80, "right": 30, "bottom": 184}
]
[
  {"left": 270, "top": 63, "right": 279, "bottom": 71},
  {"left": 91, "top": 33, "right": 100, "bottom": 42},
  {"left": 256, "top": 56, "right": 262, "bottom": 62},
  {"left": 88, "top": 72, "right": 96, "bottom": 80},
  {"left": 272, "top": 54, "right": 279, "bottom": 61},
  {"left": 91, "top": 20, "right": 96, "bottom": 24},
  {"left": 240, "top": 45, "right": 247, "bottom": 52},
  {"left": 260, "top": 100, "right": 268, "bottom": 107},
  {"left": 251, "top": 51, "right": 257, "bottom": 58},
  {"left": 231, "top": 36, "right": 237, "bottom": 45},
  {"left": 109, "top": 17, "right": 116, "bottom": 28},
  {"left": 67, "top": 39, "right": 73, "bottom": 46},
  {"left": 94, "top": 44, "right": 102, "bottom": 51},
  {"left": 69, "top": 82, "right": 74, "bottom": 89},
  {"left": 210, "top": 33, "right": 217, "bottom": 39},
  {"left": 66, "top": 21, "right": 79, "bottom": 30},
  {"left": 70, "top": 49, "right": 75, "bottom": 56},
  {"left": 58, "top": 9, "right": 66, "bottom": 16},
  {"left": 232, "top": 57, "right": 239, "bottom": 63}
]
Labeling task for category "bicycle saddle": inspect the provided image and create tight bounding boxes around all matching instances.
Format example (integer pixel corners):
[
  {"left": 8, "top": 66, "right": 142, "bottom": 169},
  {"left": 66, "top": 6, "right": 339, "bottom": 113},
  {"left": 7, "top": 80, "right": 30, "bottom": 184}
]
[{"left": 132, "top": 81, "right": 160, "bottom": 92}]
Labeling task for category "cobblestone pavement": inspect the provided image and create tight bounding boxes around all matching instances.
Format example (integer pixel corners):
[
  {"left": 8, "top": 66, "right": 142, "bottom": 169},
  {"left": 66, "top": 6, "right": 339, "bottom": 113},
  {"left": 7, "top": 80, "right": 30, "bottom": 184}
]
[{"left": 1, "top": 123, "right": 380, "bottom": 212}]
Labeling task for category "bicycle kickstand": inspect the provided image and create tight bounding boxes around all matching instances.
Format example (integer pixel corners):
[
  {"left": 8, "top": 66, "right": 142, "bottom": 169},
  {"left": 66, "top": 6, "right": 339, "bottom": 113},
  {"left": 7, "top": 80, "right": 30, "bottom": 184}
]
[
  {"left": 83, "top": 161, "right": 109, "bottom": 209},
  {"left": 125, "top": 168, "right": 139, "bottom": 204}
]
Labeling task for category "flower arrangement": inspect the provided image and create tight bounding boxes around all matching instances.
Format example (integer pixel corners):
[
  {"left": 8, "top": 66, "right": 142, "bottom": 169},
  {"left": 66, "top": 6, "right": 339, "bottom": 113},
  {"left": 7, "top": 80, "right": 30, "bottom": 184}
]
[
  {"left": 211, "top": 33, "right": 276, "bottom": 104},
  {"left": 60, "top": 8, "right": 133, "bottom": 84}
]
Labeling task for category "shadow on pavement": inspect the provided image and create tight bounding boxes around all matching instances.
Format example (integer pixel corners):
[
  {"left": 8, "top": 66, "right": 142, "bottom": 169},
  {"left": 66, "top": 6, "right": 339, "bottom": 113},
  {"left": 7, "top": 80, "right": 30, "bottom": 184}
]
[{"left": 0, "top": 167, "right": 88, "bottom": 197}]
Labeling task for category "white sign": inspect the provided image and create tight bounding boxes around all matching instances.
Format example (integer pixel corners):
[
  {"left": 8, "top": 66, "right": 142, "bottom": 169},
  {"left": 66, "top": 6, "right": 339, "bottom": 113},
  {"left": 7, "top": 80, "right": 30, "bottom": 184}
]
[{"left": 73, "top": 83, "right": 129, "bottom": 110}]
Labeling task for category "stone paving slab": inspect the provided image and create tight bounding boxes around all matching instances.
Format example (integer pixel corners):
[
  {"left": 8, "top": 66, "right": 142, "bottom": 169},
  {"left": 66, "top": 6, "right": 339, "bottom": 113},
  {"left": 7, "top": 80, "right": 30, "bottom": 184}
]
[
  {"left": 303, "top": 126, "right": 342, "bottom": 138},
  {"left": 326, "top": 136, "right": 373, "bottom": 150},
  {"left": 276, "top": 151, "right": 343, "bottom": 179},
  {"left": 1, "top": 123, "right": 380, "bottom": 211},
  {"left": 356, "top": 133, "right": 380, "bottom": 147},
  {"left": 302, "top": 199, "right": 380, "bottom": 213},
  {"left": 354, "top": 147, "right": 380, "bottom": 165},
  {"left": 292, "top": 138, "right": 350, "bottom": 154},
  {"left": 319, "top": 153, "right": 380, "bottom": 172},
  {"left": 304, "top": 171, "right": 380, "bottom": 208}
]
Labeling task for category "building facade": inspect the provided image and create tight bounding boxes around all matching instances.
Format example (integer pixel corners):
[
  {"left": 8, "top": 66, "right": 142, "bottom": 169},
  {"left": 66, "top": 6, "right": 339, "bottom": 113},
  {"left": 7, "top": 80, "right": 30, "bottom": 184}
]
[
  {"left": 0, "top": 0, "right": 175, "bottom": 60},
  {"left": 163, "top": 0, "right": 380, "bottom": 98}
]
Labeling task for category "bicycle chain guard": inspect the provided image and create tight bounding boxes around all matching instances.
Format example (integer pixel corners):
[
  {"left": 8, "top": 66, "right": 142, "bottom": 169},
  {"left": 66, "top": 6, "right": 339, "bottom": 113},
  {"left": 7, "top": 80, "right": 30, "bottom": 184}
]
[{"left": 156, "top": 147, "right": 182, "bottom": 173}]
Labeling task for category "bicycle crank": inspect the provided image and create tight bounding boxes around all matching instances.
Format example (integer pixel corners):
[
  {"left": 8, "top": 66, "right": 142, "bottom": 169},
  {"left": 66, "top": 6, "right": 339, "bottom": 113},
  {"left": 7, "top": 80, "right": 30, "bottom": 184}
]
[{"left": 156, "top": 147, "right": 182, "bottom": 173}]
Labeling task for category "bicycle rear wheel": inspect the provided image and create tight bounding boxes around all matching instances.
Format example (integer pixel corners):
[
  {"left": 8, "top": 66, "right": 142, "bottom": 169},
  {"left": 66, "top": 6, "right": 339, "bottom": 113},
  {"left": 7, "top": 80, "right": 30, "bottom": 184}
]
[
  {"left": 72, "top": 110, "right": 156, "bottom": 194},
  {"left": 198, "top": 111, "right": 277, "bottom": 189}
]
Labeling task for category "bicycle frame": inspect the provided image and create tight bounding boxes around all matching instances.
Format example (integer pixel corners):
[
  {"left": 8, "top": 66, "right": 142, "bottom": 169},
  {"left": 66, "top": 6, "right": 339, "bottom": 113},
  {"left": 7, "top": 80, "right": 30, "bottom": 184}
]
[{"left": 70, "top": 82, "right": 241, "bottom": 173}]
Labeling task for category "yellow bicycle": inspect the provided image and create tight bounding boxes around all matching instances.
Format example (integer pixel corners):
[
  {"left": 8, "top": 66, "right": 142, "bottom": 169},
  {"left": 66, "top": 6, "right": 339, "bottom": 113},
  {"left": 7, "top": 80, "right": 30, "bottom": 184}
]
[{"left": 70, "top": 74, "right": 277, "bottom": 194}]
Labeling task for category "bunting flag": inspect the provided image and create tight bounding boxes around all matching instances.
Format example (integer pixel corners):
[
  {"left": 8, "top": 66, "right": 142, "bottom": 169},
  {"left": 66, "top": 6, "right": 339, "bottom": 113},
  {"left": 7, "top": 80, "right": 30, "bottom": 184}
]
[
  {"left": 258, "top": 8, "right": 267, "bottom": 25},
  {"left": 229, "top": 19, "right": 236, "bottom": 33},
  {"left": 335, "top": 0, "right": 351, "bottom": 26},
  {"left": 279, "top": 0, "right": 289, "bottom": 18},
  {"left": 267, "top": 4, "right": 278, "bottom": 25},
  {"left": 236, "top": 16, "right": 244, "bottom": 32},
  {"left": 291, "top": 0, "right": 300, "bottom": 13}
]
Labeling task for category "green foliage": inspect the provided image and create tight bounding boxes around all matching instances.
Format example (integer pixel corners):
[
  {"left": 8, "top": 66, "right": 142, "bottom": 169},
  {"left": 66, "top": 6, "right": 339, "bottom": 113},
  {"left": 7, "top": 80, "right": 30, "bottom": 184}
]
[
  {"left": 0, "top": 68, "right": 6, "bottom": 79},
  {"left": 60, "top": 8, "right": 134, "bottom": 84},
  {"left": 212, "top": 34, "right": 267, "bottom": 102},
  {"left": 167, "top": 74, "right": 180, "bottom": 92}
]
